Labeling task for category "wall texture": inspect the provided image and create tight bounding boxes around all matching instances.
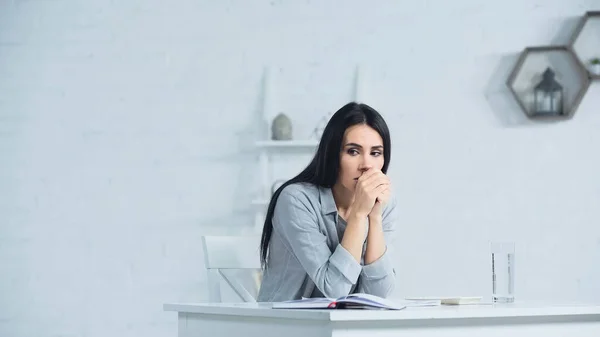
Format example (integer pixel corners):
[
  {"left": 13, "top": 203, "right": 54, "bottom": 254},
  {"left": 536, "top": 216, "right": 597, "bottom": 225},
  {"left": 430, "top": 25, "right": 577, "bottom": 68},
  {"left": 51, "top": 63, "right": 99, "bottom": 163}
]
[{"left": 1, "top": 1, "right": 600, "bottom": 336}]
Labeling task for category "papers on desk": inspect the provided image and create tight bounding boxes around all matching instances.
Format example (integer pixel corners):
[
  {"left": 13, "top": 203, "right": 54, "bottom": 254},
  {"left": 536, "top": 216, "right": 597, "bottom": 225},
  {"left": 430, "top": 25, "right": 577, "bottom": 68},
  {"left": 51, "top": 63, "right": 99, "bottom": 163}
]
[
  {"left": 272, "top": 294, "right": 482, "bottom": 310},
  {"left": 272, "top": 293, "right": 407, "bottom": 310}
]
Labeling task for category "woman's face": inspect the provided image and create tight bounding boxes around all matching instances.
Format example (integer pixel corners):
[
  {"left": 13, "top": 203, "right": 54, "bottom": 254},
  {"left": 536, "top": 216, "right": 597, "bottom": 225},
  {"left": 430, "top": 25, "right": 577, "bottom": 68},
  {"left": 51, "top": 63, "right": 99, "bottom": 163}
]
[{"left": 337, "top": 124, "right": 385, "bottom": 191}]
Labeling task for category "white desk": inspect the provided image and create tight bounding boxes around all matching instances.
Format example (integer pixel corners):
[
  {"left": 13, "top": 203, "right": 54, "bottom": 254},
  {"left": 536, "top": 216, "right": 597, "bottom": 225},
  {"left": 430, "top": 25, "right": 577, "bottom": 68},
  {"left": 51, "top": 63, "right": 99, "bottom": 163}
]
[{"left": 164, "top": 301, "right": 600, "bottom": 337}]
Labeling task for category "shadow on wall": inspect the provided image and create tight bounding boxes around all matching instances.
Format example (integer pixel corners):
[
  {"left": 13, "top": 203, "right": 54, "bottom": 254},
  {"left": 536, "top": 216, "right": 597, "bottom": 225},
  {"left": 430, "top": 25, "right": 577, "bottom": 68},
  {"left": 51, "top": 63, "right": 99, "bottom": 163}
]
[
  {"left": 550, "top": 16, "right": 583, "bottom": 45},
  {"left": 484, "top": 52, "right": 533, "bottom": 127}
]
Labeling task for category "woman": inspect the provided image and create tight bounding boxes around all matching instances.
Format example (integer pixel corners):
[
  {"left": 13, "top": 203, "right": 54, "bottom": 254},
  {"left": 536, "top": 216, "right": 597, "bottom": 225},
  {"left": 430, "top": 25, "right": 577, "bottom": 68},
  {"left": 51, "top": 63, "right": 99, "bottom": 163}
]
[{"left": 257, "top": 102, "right": 398, "bottom": 302}]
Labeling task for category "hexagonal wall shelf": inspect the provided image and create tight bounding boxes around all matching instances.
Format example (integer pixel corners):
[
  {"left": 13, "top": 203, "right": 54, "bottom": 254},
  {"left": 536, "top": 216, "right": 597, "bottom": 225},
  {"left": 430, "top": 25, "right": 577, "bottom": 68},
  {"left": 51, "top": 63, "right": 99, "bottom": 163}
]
[
  {"left": 507, "top": 46, "right": 591, "bottom": 120},
  {"left": 569, "top": 11, "right": 600, "bottom": 80}
]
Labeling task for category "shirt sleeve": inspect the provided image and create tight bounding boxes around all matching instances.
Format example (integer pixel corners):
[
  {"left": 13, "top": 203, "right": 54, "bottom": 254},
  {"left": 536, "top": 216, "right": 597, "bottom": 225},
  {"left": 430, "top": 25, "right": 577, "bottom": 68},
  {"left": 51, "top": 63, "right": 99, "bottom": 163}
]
[
  {"left": 272, "top": 186, "right": 362, "bottom": 299},
  {"left": 357, "top": 194, "right": 399, "bottom": 298}
]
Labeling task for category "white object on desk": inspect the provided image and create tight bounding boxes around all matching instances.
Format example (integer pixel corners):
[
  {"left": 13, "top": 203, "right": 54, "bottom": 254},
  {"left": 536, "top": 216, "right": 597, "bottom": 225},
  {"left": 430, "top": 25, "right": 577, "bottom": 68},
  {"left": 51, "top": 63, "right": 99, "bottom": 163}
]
[
  {"left": 164, "top": 301, "right": 600, "bottom": 337},
  {"left": 405, "top": 296, "right": 483, "bottom": 305}
]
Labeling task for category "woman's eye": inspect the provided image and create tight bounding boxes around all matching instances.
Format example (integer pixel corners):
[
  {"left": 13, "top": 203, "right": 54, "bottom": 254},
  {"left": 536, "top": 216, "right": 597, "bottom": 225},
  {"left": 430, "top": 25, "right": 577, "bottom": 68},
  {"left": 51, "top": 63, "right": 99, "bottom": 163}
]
[
  {"left": 347, "top": 149, "right": 359, "bottom": 155},
  {"left": 371, "top": 152, "right": 382, "bottom": 156}
]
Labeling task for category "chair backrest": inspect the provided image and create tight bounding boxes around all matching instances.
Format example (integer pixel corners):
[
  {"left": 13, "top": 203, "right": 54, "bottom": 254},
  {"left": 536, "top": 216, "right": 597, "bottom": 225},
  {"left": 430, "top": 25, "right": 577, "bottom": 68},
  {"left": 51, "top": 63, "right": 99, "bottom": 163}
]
[{"left": 201, "top": 235, "right": 262, "bottom": 303}]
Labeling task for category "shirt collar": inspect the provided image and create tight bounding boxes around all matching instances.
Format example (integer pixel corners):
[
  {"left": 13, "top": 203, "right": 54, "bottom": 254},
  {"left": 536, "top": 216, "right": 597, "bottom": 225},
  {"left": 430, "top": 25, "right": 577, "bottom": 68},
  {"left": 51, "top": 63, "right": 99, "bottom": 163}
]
[{"left": 319, "top": 186, "right": 338, "bottom": 215}]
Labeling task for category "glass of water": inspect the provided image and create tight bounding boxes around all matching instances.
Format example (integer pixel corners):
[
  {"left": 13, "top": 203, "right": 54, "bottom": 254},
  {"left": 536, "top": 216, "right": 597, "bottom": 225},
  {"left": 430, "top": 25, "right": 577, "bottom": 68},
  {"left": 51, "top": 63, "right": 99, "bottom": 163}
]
[{"left": 491, "top": 241, "right": 515, "bottom": 303}]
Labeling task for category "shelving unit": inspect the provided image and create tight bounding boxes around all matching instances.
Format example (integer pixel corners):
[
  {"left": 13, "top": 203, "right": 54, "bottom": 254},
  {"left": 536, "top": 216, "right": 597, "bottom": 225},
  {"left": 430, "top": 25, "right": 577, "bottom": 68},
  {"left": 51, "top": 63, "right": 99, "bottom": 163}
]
[
  {"left": 255, "top": 140, "right": 319, "bottom": 148},
  {"left": 506, "top": 46, "right": 591, "bottom": 120},
  {"left": 505, "top": 11, "right": 599, "bottom": 121},
  {"left": 254, "top": 140, "right": 319, "bottom": 207},
  {"left": 569, "top": 11, "right": 600, "bottom": 80},
  {"left": 251, "top": 198, "right": 270, "bottom": 207},
  {"left": 251, "top": 65, "right": 366, "bottom": 231}
]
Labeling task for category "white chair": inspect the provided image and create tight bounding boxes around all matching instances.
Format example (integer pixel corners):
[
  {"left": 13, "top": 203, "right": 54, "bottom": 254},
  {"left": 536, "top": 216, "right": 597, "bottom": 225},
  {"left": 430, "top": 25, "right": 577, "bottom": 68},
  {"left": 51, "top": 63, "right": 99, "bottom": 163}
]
[{"left": 201, "top": 235, "right": 262, "bottom": 303}]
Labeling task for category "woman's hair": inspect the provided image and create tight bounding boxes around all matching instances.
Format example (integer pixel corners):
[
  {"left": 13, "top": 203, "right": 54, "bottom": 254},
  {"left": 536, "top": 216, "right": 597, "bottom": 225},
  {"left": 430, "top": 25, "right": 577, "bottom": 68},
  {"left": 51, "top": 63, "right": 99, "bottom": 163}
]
[{"left": 259, "top": 102, "right": 392, "bottom": 268}]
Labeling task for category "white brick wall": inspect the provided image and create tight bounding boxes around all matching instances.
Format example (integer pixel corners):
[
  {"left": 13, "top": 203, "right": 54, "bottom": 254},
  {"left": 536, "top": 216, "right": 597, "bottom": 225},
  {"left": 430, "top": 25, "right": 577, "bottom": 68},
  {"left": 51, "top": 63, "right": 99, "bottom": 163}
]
[{"left": 1, "top": 0, "right": 600, "bottom": 336}]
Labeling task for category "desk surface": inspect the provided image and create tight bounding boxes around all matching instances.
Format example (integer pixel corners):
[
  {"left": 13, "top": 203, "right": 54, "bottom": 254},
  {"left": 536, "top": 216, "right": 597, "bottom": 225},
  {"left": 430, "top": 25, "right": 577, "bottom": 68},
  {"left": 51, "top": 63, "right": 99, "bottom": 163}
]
[{"left": 164, "top": 301, "right": 600, "bottom": 322}]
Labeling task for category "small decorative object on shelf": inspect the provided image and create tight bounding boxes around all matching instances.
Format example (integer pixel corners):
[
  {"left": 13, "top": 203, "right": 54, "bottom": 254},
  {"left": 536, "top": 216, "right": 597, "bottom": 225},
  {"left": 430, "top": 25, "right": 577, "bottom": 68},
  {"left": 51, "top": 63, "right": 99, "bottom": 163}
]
[
  {"left": 271, "top": 113, "right": 292, "bottom": 140},
  {"left": 590, "top": 58, "right": 600, "bottom": 75},
  {"left": 533, "top": 67, "right": 563, "bottom": 116}
]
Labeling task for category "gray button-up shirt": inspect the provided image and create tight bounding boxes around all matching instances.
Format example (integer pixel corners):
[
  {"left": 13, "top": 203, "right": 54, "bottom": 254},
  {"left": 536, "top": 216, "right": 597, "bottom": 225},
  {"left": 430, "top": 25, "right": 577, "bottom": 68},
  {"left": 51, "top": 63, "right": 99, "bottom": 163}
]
[{"left": 257, "top": 182, "right": 398, "bottom": 302}]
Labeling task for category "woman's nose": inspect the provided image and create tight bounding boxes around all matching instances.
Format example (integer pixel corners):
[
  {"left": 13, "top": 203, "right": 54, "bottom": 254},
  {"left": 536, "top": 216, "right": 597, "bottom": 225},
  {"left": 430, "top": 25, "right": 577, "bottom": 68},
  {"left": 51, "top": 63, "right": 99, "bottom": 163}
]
[{"left": 359, "top": 164, "right": 372, "bottom": 173}]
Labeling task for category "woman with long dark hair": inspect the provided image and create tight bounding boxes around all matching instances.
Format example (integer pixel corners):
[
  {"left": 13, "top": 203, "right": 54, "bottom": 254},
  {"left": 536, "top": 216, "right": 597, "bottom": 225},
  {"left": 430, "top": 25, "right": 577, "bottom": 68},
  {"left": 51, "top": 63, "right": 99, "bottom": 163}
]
[{"left": 257, "top": 102, "right": 398, "bottom": 302}]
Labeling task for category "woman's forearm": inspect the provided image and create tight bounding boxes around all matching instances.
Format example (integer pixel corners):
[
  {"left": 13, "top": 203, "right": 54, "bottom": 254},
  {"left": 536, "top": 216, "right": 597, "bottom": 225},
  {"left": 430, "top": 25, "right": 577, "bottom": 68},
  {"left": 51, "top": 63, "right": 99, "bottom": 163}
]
[
  {"left": 364, "top": 215, "right": 386, "bottom": 264},
  {"left": 341, "top": 211, "right": 368, "bottom": 263}
]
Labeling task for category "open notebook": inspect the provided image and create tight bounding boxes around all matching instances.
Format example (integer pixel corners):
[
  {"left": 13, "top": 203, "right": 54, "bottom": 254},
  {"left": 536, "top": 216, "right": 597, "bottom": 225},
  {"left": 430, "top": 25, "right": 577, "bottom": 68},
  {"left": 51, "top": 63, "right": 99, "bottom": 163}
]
[{"left": 271, "top": 293, "right": 440, "bottom": 310}]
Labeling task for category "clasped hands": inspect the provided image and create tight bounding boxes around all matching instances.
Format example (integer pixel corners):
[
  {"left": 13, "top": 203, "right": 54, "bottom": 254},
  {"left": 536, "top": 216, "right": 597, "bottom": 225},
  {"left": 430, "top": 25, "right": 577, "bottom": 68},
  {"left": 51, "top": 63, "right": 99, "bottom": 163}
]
[{"left": 350, "top": 168, "right": 391, "bottom": 221}]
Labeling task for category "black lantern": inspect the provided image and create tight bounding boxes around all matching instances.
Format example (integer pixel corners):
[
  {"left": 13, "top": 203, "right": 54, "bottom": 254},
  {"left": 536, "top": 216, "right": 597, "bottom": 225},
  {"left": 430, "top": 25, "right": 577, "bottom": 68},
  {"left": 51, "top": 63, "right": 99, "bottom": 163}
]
[{"left": 533, "top": 67, "right": 563, "bottom": 116}]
